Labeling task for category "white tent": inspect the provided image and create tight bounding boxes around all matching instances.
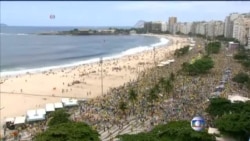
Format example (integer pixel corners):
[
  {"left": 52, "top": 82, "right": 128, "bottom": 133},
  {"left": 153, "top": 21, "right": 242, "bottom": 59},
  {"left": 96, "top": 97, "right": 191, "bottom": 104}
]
[
  {"left": 62, "top": 98, "right": 78, "bottom": 107},
  {"left": 228, "top": 95, "right": 250, "bottom": 103},
  {"left": 157, "top": 64, "right": 165, "bottom": 67},
  {"left": 27, "top": 114, "right": 45, "bottom": 122},
  {"left": 37, "top": 108, "right": 46, "bottom": 115},
  {"left": 14, "top": 116, "right": 26, "bottom": 125},
  {"left": 208, "top": 127, "right": 220, "bottom": 134},
  {"left": 61, "top": 98, "right": 70, "bottom": 103},
  {"left": 168, "top": 59, "right": 175, "bottom": 63},
  {"left": 27, "top": 110, "right": 36, "bottom": 117},
  {"left": 54, "top": 102, "right": 63, "bottom": 109},
  {"left": 5, "top": 117, "right": 15, "bottom": 122},
  {"left": 45, "top": 103, "right": 55, "bottom": 112}
]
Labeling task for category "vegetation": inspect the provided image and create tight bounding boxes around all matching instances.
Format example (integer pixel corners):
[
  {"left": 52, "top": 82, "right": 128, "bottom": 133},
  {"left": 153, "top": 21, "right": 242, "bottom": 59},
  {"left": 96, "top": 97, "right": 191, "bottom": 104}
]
[
  {"left": 182, "top": 56, "right": 214, "bottom": 75},
  {"left": 215, "top": 113, "right": 250, "bottom": 141},
  {"left": 35, "top": 110, "right": 100, "bottom": 141},
  {"left": 35, "top": 122, "right": 100, "bottom": 141},
  {"left": 205, "top": 41, "right": 221, "bottom": 55},
  {"left": 206, "top": 98, "right": 250, "bottom": 141},
  {"left": 233, "top": 47, "right": 250, "bottom": 70},
  {"left": 117, "top": 121, "right": 216, "bottom": 141},
  {"left": 128, "top": 88, "right": 138, "bottom": 115},
  {"left": 174, "top": 45, "right": 190, "bottom": 57},
  {"left": 48, "top": 109, "right": 71, "bottom": 127},
  {"left": 232, "top": 72, "right": 249, "bottom": 84}
]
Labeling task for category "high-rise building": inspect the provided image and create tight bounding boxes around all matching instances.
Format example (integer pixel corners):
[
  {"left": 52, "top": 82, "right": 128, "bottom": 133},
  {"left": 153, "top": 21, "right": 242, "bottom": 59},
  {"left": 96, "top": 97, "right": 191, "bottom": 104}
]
[
  {"left": 214, "top": 21, "right": 224, "bottom": 36},
  {"left": 233, "top": 17, "right": 250, "bottom": 44},
  {"left": 195, "top": 22, "right": 207, "bottom": 35},
  {"left": 161, "top": 22, "right": 167, "bottom": 32},
  {"left": 248, "top": 29, "right": 250, "bottom": 49},
  {"left": 168, "top": 17, "right": 177, "bottom": 34},
  {"left": 144, "top": 21, "right": 163, "bottom": 33},
  {"left": 224, "top": 13, "right": 240, "bottom": 38},
  {"left": 151, "top": 21, "right": 162, "bottom": 32},
  {"left": 207, "top": 21, "right": 215, "bottom": 37}
]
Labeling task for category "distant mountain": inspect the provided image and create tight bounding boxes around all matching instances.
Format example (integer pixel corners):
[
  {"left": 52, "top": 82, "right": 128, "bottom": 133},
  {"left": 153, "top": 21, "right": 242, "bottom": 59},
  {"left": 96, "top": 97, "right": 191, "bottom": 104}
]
[
  {"left": 134, "top": 20, "right": 145, "bottom": 28},
  {"left": 0, "top": 23, "right": 8, "bottom": 26}
]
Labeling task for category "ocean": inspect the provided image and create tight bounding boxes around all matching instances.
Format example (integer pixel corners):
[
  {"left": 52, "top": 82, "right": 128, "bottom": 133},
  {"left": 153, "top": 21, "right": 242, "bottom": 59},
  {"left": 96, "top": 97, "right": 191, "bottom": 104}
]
[{"left": 0, "top": 26, "right": 169, "bottom": 76}]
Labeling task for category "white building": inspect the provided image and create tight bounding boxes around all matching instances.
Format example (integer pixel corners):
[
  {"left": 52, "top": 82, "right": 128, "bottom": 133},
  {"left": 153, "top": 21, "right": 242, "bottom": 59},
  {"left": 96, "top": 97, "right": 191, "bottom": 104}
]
[
  {"left": 180, "top": 22, "right": 192, "bottom": 34},
  {"left": 207, "top": 21, "right": 215, "bottom": 37},
  {"left": 161, "top": 22, "right": 167, "bottom": 32},
  {"left": 224, "top": 13, "right": 240, "bottom": 38},
  {"left": 195, "top": 22, "right": 207, "bottom": 35},
  {"left": 233, "top": 17, "right": 250, "bottom": 44},
  {"left": 214, "top": 21, "right": 224, "bottom": 36}
]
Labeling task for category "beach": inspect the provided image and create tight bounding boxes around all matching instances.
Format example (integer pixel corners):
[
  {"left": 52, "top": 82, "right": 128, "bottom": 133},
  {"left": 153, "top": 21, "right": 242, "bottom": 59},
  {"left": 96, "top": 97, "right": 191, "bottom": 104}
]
[{"left": 0, "top": 34, "right": 190, "bottom": 126}]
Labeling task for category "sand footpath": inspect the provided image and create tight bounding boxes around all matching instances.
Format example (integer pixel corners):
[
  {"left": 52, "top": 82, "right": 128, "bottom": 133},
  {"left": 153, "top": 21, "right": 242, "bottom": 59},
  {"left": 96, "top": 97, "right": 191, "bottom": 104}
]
[{"left": 0, "top": 34, "right": 190, "bottom": 125}]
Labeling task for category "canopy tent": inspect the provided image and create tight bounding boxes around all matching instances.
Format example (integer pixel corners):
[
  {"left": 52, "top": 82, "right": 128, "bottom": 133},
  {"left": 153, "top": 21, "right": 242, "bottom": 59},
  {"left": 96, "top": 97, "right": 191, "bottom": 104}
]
[
  {"left": 5, "top": 117, "right": 15, "bottom": 123},
  {"left": 45, "top": 103, "right": 55, "bottom": 112},
  {"left": 157, "top": 64, "right": 165, "bottom": 67},
  {"left": 78, "top": 99, "right": 87, "bottom": 102},
  {"left": 27, "top": 109, "right": 46, "bottom": 120},
  {"left": 61, "top": 98, "right": 70, "bottom": 103},
  {"left": 14, "top": 116, "right": 26, "bottom": 125},
  {"left": 54, "top": 102, "right": 63, "bottom": 109},
  {"left": 208, "top": 127, "right": 220, "bottom": 134},
  {"left": 228, "top": 95, "right": 250, "bottom": 103},
  {"left": 168, "top": 59, "right": 175, "bottom": 63},
  {"left": 27, "top": 114, "right": 45, "bottom": 122},
  {"left": 37, "top": 108, "right": 46, "bottom": 115},
  {"left": 61, "top": 98, "right": 78, "bottom": 107},
  {"left": 190, "top": 44, "right": 195, "bottom": 47},
  {"left": 27, "top": 110, "right": 36, "bottom": 117}
]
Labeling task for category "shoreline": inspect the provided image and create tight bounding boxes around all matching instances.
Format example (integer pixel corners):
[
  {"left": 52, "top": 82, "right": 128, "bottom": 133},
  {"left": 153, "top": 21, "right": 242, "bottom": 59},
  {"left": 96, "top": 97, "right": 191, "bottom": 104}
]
[
  {"left": 0, "top": 34, "right": 189, "bottom": 127},
  {"left": 0, "top": 34, "right": 167, "bottom": 79}
]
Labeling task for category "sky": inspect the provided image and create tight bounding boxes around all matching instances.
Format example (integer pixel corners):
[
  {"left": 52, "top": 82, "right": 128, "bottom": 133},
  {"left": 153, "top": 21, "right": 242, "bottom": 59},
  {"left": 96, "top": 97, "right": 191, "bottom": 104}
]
[{"left": 1, "top": 1, "right": 250, "bottom": 26}]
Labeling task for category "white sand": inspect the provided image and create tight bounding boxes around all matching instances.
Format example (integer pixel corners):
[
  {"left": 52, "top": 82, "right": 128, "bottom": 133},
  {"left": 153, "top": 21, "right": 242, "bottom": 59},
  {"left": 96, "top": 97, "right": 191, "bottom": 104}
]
[{"left": 0, "top": 35, "right": 190, "bottom": 126}]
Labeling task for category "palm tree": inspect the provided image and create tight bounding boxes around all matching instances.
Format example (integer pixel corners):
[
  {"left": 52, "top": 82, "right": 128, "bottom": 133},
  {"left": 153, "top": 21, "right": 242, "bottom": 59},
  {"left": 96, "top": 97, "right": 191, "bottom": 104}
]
[
  {"left": 170, "top": 72, "right": 175, "bottom": 81},
  {"left": 119, "top": 101, "right": 128, "bottom": 119},
  {"left": 128, "top": 88, "right": 137, "bottom": 115},
  {"left": 147, "top": 85, "right": 160, "bottom": 116},
  {"left": 163, "top": 79, "right": 173, "bottom": 94}
]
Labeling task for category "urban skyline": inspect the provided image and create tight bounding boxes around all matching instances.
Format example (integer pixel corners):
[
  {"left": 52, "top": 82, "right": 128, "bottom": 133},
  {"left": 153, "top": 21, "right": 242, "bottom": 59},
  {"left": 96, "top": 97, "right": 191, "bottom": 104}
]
[
  {"left": 143, "top": 12, "right": 250, "bottom": 48},
  {"left": 1, "top": 1, "right": 250, "bottom": 26}
]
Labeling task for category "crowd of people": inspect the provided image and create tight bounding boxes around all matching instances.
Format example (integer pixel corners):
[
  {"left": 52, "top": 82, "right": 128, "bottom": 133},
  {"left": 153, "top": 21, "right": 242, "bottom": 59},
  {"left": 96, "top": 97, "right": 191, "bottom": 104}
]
[
  {"left": 2, "top": 37, "right": 249, "bottom": 141},
  {"left": 69, "top": 39, "right": 248, "bottom": 140}
]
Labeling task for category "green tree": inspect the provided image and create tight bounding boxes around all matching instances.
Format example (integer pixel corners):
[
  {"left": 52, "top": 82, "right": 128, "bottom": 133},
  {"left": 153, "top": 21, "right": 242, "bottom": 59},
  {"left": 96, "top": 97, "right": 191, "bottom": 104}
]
[
  {"left": 170, "top": 72, "right": 175, "bottom": 81},
  {"left": 206, "top": 98, "right": 231, "bottom": 117},
  {"left": 182, "top": 56, "right": 214, "bottom": 75},
  {"left": 163, "top": 79, "right": 173, "bottom": 96},
  {"left": 205, "top": 41, "right": 221, "bottom": 55},
  {"left": 174, "top": 46, "right": 190, "bottom": 57},
  {"left": 128, "top": 88, "right": 137, "bottom": 115},
  {"left": 119, "top": 101, "right": 128, "bottom": 117},
  {"left": 232, "top": 72, "right": 249, "bottom": 84},
  {"left": 215, "top": 112, "right": 250, "bottom": 141},
  {"left": 48, "top": 109, "right": 71, "bottom": 127},
  {"left": 233, "top": 52, "right": 249, "bottom": 60},
  {"left": 34, "top": 122, "right": 100, "bottom": 141},
  {"left": 117, "top": 121, "right": 215, "bottom": 141}
]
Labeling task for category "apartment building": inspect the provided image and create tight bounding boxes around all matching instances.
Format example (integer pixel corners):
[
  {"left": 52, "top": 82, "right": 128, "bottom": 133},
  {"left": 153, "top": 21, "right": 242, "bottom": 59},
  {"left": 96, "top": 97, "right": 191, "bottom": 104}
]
[
  {"left": 224, "top": 13, "right": 240, "bottom": 38},
  {"left": 144, "top": 21, "right": 163, "bottom": 33},
  {"left": 214, "top": 21, "right": 224, "bottom": 36},
  {"left": 233, "top": 17, "right": 250, "bottom": 44},
  {"left": 168, "top": 17, "right": 177, "bottom": 34}
]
